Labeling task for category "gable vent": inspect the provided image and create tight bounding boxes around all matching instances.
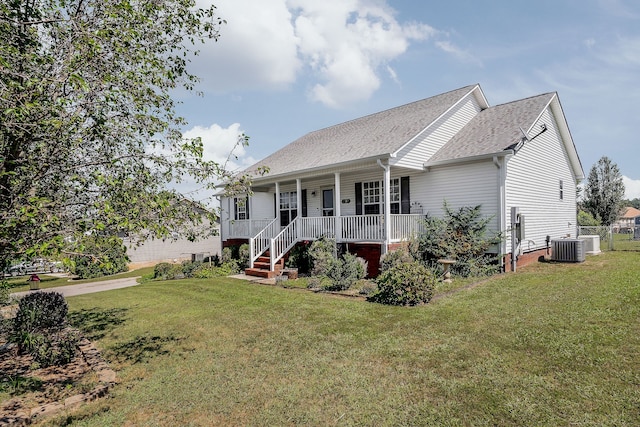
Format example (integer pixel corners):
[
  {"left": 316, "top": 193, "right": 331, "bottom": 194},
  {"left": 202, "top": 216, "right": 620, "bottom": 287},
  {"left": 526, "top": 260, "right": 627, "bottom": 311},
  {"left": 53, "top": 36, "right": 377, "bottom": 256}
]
[{"left": 551, "top": 239, "right": 586, "bottom": 263}]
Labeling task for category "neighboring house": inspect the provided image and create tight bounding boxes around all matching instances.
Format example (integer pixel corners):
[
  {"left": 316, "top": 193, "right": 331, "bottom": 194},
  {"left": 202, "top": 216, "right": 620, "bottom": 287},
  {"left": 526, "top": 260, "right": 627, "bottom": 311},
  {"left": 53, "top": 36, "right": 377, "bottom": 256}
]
[
  {"left": 613, "top": 207, "right": 640, "bottom": 233},
  {"left": 123, "top": 233, "right": 221, "bottom": 269},
  {"left": 220, "top": 84, "right": 584, "bottom": 277}
]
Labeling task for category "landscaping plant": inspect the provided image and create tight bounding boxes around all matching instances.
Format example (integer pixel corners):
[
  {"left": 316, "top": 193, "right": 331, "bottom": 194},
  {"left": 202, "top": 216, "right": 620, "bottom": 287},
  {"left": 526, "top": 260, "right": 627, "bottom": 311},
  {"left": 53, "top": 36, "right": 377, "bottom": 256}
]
[
  {"left": 410, "top": 202, "right": 501, "bottom": 277},
  {"left": 369, "top": 261, "right": 435, "bottom": 306},
  {"left": 10, "top": 291, "right": 79, "bottom": 367}
]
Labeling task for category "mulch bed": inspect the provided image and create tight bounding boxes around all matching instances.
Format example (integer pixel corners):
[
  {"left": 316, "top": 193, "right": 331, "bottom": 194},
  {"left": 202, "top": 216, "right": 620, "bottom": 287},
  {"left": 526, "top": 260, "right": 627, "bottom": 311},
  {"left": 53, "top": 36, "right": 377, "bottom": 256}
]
[{"left": 0, "top": 320, "right": 115, "bottom": 426}]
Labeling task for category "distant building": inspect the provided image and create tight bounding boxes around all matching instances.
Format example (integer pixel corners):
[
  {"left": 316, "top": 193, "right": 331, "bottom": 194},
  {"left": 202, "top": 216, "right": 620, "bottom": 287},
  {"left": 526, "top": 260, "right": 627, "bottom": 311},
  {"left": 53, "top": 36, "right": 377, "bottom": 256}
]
[{"left": 613, "top": 207, "right": 640, "bottom": 233}]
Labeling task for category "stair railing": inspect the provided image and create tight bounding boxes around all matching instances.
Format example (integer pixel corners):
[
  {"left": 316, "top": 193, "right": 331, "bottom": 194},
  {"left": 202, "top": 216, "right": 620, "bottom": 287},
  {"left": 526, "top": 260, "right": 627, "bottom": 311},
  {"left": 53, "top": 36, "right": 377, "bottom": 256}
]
[{"left": 250, "top": 218, "right": 280, "bottom": 267}]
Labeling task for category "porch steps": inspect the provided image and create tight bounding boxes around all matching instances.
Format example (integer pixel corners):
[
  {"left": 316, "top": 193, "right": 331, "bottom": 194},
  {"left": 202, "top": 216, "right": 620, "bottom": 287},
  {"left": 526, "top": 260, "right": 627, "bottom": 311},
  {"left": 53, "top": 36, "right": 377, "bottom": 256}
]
[{"left": 245, "top": 252, "right": 284, "bottom": 279}]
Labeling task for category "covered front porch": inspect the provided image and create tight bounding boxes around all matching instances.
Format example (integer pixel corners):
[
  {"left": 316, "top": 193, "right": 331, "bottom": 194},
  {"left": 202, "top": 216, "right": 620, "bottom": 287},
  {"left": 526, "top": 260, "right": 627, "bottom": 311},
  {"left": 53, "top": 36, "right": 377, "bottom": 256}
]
[
  {"left": 226, "top": 212, "right": 425, "bottom": 277},
  {"left": 221, "top": 161, "right": 426, "bottom": 276}
]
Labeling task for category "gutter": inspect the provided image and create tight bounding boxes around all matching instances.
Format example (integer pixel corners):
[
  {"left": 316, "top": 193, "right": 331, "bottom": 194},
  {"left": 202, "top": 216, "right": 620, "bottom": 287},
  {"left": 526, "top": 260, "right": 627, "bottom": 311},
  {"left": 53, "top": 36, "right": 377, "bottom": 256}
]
[
  {"left": 249, "top": 153, "right": 394, "bottom": 185},
  {"left": 423, "top": 150, "right": 514, "bottom": 170}
]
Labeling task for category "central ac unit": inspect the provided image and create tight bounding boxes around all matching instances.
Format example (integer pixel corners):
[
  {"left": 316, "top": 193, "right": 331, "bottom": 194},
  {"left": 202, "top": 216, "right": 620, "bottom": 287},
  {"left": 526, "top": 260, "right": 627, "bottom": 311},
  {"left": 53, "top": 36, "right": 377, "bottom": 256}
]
[{"left": 551, "top": 239, "right": 586, "bottom": 262}]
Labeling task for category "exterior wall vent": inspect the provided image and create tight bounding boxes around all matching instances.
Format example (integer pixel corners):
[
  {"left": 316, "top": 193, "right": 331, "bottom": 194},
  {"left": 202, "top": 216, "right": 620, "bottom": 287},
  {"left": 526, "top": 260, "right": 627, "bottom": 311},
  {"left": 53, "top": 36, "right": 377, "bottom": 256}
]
[{"left": 551, "top": 239, "right": 586, "bottom": 262}]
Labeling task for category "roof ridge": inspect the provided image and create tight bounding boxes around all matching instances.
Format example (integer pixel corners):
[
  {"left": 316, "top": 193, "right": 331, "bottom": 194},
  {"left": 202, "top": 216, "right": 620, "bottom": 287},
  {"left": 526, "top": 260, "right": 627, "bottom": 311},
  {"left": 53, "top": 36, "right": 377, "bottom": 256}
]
[
  {"left": 489, "top": 92, "right": 555, "bottom": 109},
  {"left": 304, "top": 84, "right": 479, "bottom": 136}
]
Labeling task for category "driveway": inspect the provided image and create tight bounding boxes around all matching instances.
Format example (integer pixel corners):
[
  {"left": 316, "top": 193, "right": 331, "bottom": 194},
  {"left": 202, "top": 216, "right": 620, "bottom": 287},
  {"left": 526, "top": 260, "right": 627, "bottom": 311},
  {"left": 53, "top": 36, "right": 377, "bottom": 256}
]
[{"left": 11, "top": 276, "right": 141, "bottom": 299}]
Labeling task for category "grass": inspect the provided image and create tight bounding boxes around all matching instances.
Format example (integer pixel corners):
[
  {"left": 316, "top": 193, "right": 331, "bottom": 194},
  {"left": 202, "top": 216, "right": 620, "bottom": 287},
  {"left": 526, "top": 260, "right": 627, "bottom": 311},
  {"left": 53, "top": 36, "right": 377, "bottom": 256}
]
[
  {"left": 5, "top": 267, "right": 154, "bottom": 293},
  {"left": 33, "top": 252, "right": 640, "bottom": 426}
]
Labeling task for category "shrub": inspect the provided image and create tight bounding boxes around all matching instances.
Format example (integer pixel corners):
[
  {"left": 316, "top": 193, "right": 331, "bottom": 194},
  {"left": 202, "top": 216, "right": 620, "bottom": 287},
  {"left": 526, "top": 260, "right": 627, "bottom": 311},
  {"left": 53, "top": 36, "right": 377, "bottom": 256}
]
[
  {"left": 31, "top": 329, "right": 80, "bottom": 368},
  {"left": 285, "top": 242, "right": 312, "bottom": 274},
  {"left": 238, "top": 244, "right": 250, "bottom": 269},
  {"left": 192, "top": 261, "right": 240, "bottom": 278},
  {"left": 154, "top": 262, "right": 173, "bottom": 279},
  {"left": 380, "top": 248, "right": 414, "bottom": 273},
  {"left": 410, "top": 202, "right": 501, "bottom": 277},
  {"left": 0, "top": 280, "right": 12, "bottom": 306},
  {"left": 10, "top": 291, "right": 79, "bottom": 366},
  {"left": 221, "top": 246, "right": 234, "bottom": 264},
  {"left": 14, "top": 291, "right": 68, "bottom": 333},
  {"left": 309, "top": 237, "right": 336, "bottom": 277},
  {"left": 370, "top": 261, "right": 436, "bottom": 306},
  {"left": 181, "top": 260, "right": 202, "bottom": 278}
]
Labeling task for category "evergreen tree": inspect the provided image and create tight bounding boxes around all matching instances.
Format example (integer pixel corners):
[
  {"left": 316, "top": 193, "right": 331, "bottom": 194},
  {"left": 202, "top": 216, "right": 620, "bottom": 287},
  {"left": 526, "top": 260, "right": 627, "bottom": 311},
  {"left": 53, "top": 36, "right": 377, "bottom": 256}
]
[{"left": 583, "top": 156, "right": 625, "bottom": 225}]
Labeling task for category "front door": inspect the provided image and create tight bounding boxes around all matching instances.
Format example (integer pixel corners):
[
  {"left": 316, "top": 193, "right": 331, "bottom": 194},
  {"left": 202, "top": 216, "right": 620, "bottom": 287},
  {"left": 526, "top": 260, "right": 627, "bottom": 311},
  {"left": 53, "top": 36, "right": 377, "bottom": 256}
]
[{"left": 322, "top": 189, "right": 334, "bottom": 216}]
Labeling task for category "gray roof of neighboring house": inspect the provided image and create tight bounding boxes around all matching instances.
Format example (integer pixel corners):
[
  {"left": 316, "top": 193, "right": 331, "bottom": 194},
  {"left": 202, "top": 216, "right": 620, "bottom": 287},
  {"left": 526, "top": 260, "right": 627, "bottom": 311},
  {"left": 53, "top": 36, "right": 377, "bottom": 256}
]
[
  {"left": 428, "top": 92, "right": 556, "bottom": 164},
  {"left": 246, "top": 84, "right": 479, "bottom": 179}
]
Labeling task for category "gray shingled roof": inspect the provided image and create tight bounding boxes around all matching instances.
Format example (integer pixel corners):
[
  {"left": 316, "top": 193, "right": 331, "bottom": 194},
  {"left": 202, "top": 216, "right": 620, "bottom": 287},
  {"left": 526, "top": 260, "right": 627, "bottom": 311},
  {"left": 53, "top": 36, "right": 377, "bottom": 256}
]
[
  {"left": 246, "top": 85, "right": 478, "bottom": 179},
  {"left": 428, "top": 93, "right": 555, "bottom": 164}
]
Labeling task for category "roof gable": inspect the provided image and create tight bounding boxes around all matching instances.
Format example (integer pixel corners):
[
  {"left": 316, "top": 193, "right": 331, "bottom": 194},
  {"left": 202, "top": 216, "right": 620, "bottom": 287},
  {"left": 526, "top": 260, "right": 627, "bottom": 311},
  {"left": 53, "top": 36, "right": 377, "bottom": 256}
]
[
  {"left": 246, "top": 85, "right": 480, "bottom": 179},
  {"left": 428, "top": 93, "right": 556, "bottom": 163}
]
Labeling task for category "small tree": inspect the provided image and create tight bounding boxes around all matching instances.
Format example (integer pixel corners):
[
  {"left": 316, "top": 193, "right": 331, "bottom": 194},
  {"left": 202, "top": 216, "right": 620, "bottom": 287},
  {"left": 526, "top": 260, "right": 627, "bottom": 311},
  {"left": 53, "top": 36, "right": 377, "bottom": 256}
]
[
  {"left": 410, "top": 203, "right": 501, "bottom": 277},
  {"left": 583, "top": 156, "right": 625, "bottom": 226}
]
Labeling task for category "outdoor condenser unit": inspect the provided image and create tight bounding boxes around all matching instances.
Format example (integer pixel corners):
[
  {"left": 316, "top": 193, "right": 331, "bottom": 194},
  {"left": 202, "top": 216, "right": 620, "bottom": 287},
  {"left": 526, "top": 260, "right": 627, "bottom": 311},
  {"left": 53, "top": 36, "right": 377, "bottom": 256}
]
[{"left": 551, "top": 239, "right": 586, "bottom": 262}]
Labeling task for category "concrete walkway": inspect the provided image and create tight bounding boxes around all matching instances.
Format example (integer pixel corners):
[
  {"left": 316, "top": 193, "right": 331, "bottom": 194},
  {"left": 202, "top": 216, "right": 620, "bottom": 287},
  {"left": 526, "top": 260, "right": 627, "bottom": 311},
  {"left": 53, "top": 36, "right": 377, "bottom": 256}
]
[{"left": 11, "top": 276, "right": 141, "bottom": 299}]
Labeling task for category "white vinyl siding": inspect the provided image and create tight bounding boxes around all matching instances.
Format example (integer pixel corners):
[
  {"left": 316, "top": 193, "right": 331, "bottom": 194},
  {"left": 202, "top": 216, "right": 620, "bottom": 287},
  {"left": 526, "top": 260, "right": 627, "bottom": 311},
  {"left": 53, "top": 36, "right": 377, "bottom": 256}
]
[
  {"left": 504, "top": 108, "right": 578, "bottom": 254},
  {"left": 393, "top": 94, "right": 482, "bottom": 169},
  {"left": 411, "top": 161, "right": 499, "bottom": 233}
]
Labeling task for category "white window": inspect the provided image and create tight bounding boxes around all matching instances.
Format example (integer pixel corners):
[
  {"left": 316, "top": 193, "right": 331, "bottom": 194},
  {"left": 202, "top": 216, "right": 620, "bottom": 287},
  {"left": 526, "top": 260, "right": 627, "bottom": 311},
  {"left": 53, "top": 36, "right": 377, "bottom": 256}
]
[
  {"left": 363, "top": 181, "right": 381, "bottom": 214},
  {"left": 234, "top": 197, "right": 248, "bottom": 220},
  {"left": 279, "top": 191, "right": 297, "bottom": 226}
]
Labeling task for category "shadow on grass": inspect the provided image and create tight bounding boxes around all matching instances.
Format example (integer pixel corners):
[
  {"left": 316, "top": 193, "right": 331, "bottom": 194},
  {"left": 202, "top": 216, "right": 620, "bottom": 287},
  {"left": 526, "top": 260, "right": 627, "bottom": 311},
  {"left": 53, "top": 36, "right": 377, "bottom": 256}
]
[
  {"left": 107, "top": 335, "right": 185, "bottom": 364},
  {"left": 68, "top": 307, "right": 129, "bottom": 341}
]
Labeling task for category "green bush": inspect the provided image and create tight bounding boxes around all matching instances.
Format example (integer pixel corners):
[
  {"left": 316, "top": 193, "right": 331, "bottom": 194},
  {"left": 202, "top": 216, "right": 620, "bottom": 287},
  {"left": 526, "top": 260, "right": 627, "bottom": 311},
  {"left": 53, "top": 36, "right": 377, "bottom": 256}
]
[
  {"left": 181, "top": 260, "right": 202, "bottom": 278},
  {"left": 31, "top": 329, "right": 80, "bottom": 368},
  {"left": 70, "top": 235, "right": 129, "bottom": 279},
  {"left": 380, "top": 248, "right": 414, "bottom": 273},
  {"left": 154, "top": 262, "right": 173, "bottom": 279},
  {"left": 10, "top": 291, "right": 79, "bottom": 366},
  {"left": 192, "top": 261, "right": 241, "bottom": 278},
  {"left": 410, "top": 202, "right": 501, "bottom": 277},
  {"left": 222, "top": 246, "right": 234, "bottom": 263},
  {"left": 370, "top": 261, "right": 435, "bottom": 306},
  {"left": 309, "top": 237, "right": 336, "bottom": 277},
  {"left": 285, "top": 242, "right": 312, "bottom": 273},
  {"left": 14, "top": 291, "right": 68, "bottom": 333},
  {"left": 238, "top": 243, "right": 250, "bottom": 269}
]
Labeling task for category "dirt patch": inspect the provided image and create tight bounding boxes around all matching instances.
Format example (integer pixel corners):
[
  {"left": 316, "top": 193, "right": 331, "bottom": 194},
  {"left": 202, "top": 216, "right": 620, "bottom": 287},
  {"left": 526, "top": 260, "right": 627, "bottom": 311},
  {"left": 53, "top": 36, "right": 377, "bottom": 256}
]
[{"left": 0, "top": 335, "right": 115, "bottom": 426}]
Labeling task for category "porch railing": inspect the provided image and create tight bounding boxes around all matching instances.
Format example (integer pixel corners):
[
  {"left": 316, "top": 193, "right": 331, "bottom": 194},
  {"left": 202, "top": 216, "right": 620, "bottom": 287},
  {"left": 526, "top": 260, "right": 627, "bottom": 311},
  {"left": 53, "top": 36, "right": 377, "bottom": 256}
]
[
  {"left": 249, "top": 214, "right": 427, "bottom": 270},
  {"left": 249, "top": 218, "right": 280, "bottom": 266},
  {"left": 389, "top": 214, "right": 425, "bottom": 242},
  {"left": 230, "top": 219, "right": 273, "bottom": 239}
]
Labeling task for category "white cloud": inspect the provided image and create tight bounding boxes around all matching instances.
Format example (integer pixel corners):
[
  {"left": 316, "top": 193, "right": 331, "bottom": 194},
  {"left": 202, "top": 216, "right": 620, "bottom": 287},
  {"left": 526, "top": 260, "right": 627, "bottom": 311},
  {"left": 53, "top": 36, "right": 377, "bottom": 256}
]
[
  {"left": 194, "top": 0, "right": 301, "bottom": 91},
  {"left": 193, "top": 0, "right": 439, "bottom": 108},
  {"left": 623, "top": 175, "right": 640, "bottom": 199},
  {"left": 183, "top": 123, "right": 256, "bottom": 172}
]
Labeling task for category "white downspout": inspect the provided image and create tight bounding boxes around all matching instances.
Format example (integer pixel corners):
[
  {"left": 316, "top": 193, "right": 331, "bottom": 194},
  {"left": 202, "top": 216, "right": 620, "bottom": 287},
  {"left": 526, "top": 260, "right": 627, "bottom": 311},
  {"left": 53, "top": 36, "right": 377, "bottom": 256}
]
[
  {"left": 493, "top": 156, "right": 507, "bottom": 271},
  {"left": 377, "top": 159, "right": 391, "bottom": 255}
]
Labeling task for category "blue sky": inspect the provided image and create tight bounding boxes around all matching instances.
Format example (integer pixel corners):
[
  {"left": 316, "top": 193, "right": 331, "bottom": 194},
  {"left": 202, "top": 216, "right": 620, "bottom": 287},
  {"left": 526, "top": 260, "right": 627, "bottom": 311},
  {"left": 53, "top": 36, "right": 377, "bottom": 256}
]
[{"left": 176, "top": 0, "right": 640, "bottom": 200}]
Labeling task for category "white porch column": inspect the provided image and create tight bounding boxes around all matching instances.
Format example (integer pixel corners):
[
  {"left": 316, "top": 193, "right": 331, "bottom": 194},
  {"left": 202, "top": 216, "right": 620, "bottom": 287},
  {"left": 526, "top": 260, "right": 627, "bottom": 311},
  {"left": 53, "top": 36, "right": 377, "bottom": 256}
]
[
  {"left": 378, "top": 159, "right": 391, "bottom": 254},
  {"left": 334, "top": 172, "right": 341, "bottom": 241},
  {"left": 275, "top": 182, "right": 280, "bottom": 224},
  {"left": 296, "top": 178, "right": 302, "bottom": 219}
]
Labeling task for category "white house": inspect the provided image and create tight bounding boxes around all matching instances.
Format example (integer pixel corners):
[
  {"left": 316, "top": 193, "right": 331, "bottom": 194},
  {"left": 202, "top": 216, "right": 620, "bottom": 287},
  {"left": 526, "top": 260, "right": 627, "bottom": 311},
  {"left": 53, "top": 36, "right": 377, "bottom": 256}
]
[{"left": 220, "top": 84, "right": 584, "bottom": 277}]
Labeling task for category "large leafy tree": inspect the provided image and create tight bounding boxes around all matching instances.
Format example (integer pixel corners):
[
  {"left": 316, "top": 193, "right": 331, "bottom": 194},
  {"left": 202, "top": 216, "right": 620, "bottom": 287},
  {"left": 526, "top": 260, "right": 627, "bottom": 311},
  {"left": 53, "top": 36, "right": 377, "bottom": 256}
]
[
  {"left": 583, "top": 156, "right": 625, "bottom": 226},
  {"left": 0, "top": 0, "right": 244, "bottom": 267}
]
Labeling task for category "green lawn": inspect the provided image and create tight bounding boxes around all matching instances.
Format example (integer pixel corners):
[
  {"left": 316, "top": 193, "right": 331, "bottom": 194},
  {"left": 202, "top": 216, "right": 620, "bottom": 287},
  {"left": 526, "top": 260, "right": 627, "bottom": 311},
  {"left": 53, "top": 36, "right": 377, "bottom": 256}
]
[{"left": 46, "top": 252, "right": 639, "bottom": 426}]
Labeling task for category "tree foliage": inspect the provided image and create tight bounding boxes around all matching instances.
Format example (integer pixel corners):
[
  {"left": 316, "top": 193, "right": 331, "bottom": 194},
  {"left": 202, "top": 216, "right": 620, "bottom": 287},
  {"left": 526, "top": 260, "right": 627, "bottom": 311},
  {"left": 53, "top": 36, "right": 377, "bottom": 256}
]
[
  {"left": 0, "top": 1, "right": 247, "bottom": 267},
  {"left": 69, "top": 234, "right": 129, "bottom": 279},
  {"left": 583, "top": 157, "right": 625, "bottom": 226},
  {"left": 409, "top": 203, "right": 501, "bottom": 277}
]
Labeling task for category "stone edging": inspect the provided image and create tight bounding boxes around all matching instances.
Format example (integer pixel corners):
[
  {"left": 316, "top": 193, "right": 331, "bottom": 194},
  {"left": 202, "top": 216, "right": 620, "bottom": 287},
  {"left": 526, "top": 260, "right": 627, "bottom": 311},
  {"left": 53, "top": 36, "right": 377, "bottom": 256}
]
[{"left": 0, "top": 337, "right": 116, "bottom": 426}]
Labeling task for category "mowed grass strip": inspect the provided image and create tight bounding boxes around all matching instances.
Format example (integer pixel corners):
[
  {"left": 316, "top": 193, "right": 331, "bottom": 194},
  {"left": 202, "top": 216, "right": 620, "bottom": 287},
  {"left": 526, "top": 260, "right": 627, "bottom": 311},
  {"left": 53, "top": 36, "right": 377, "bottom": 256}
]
[{"left": 53, "top": 252, "right": 639, "bottom": 426}]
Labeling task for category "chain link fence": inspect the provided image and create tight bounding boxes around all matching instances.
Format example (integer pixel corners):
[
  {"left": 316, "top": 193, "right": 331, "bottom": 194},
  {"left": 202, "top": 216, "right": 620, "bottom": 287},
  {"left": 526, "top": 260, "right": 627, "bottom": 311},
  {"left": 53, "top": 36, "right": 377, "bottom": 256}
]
[{"left": 577, "top": 225, "right": 640, "bottom": 251}]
